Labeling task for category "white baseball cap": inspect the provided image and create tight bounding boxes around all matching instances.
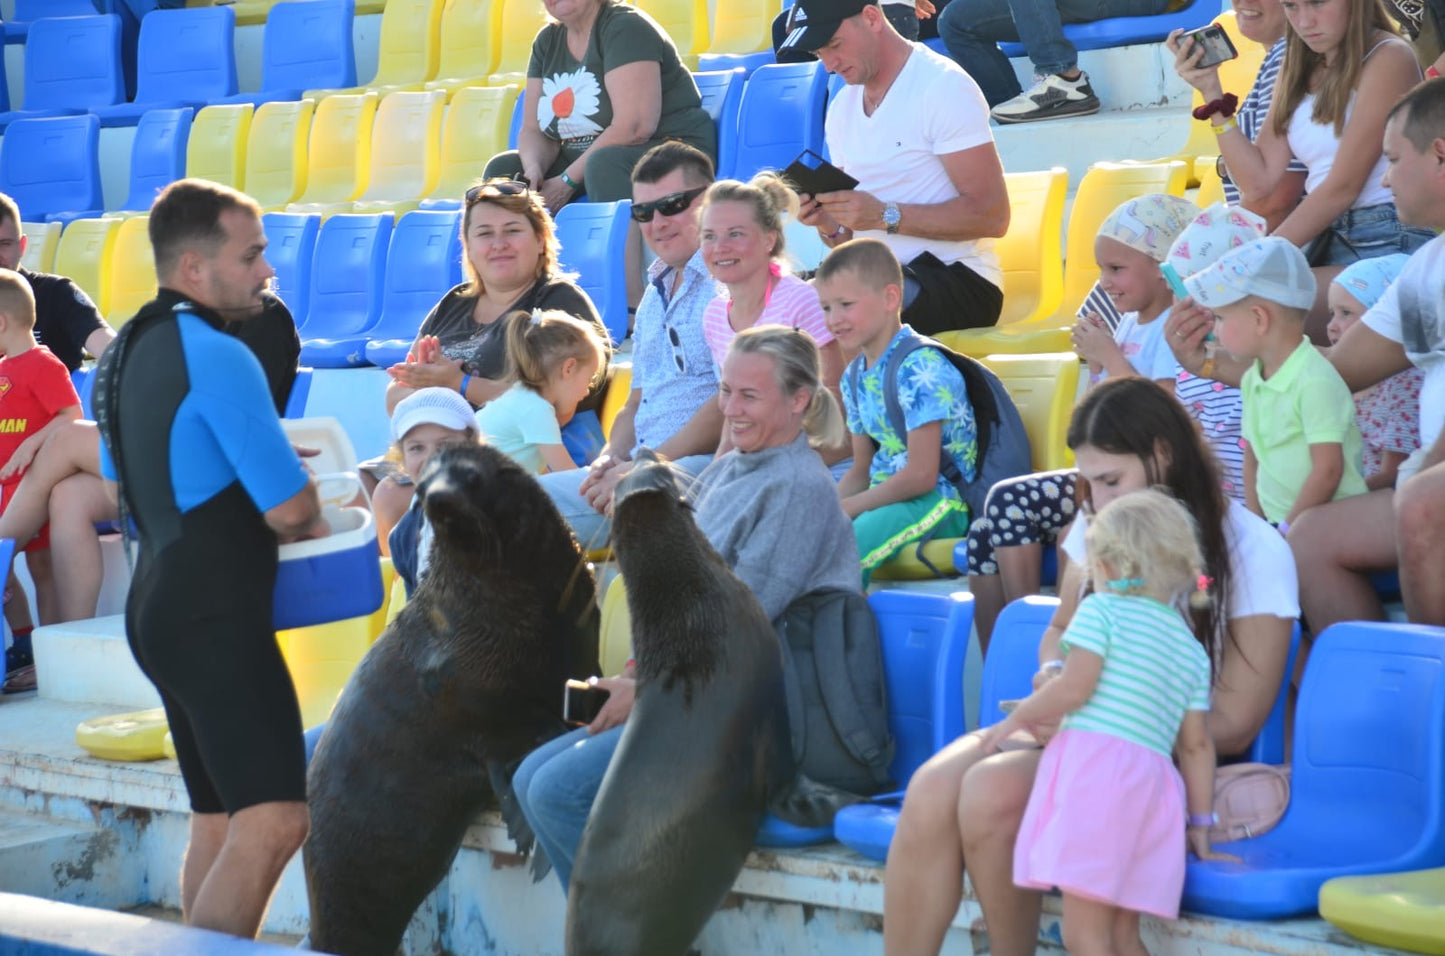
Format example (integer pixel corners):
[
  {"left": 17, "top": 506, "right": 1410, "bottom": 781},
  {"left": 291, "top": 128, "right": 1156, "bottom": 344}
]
[
  {"left": 1182, "top": 236, "right": 1316, "bottom": 311},
  {"left": 391, "top": 387, "right": 475, "bottom": 444}
]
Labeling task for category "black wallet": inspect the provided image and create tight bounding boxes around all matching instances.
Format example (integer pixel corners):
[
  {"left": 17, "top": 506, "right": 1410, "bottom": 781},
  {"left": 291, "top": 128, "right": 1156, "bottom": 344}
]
[{"left": 783, "top": 149, "right": 859, "bottom": 197}]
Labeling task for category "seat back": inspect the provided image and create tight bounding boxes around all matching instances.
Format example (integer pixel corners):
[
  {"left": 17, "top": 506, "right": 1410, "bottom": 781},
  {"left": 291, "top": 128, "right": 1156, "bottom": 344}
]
[
  {"left": 508, "top": 87, "right": 526, "bottom": 150},
  {"left": 369, "top": 209, "right": 462, "bottom": 341},
  {"left": 868, "top": 590, "right": 973, "bottom": 785},
  {"left": 693, "top": 69, "right": 744, "bottom": 181},
  {"left": 356, "top": 90, "right": 445, "bottom": 203},
  {"left": 262, "top": 211, "right": 322, "bottom": 327},
  {"left": 20, "top": 221, "right": 61, "bottom": 274},
  {"left": 187, "top": 104, "right": 254, "bottom": 191},
  {"left": 21, "top": 14, "right": 124, "bottom": 113},
  {"left": 1057, "top": 160, "right": 1188, "bottom": 320},
  {"left": 554, "top": 200, "right": 632, "bottom": 345},
  {"left": 732, "top": 61, "right": 828, "bottom": 182},
  {"left": 634, "top": 0, "right": 710, "bottom": 58},
  {"left": 133, "top": 7, "right": 238, "bottom": 105},
  {"left": 246, "top": 99, "right": 314, "bottom": 209},
  {"left": 707, "top": 0, "right": 774, "bottom": 55},
  {"left": 301, "top": 213, "right": 394, "bottom": 337},
  {"left": 53, "top": 217, "right": 121, "bottom": 317},
  {"left": 428, "top": 85, "right": 517, "bottom": 202},
  {"left": 105, "top": 216, "right": 157, "bottom": 329},
  {"left": 295, "top": 92, "right": 378, "bottom": 206},
  {"left": 0, "top": 115, "right": 103, "bottom": 221},
  {"left": 432, "top": 0, "right": 505, "bottom": 81},
  {"left": 1244, "top": 621, "right": 1301, "bottom": 765},
  {"left": 978, "top": 596, "right": 1061, "bottom": 728},
  {"left": 1195, "top": 155, "right": 1225, "bottom": 208},
  {"left": 494, "top": 0, "right": 551, "bottom": 77},
  {"left": 600, "top": 361, "right": 632, "bottom": 438},
  {"left": 976, "top": 352, "right": 1079, "bottom": 472},
  {"left": 16, "top": 0, "right": 100, "bottom": 16},
  {"left": 120, "top": 108, "right": 194, "bottom": 213},
  {"left": 369, "top": 0, "right": 446, "bottom": 87},
  {"left": 997, "top": 168, "right": 1067, "bottom": 326},
  {"left": 598, "top": 575, "right": 633, "bottom": 678},
  {"left": 260, "top": 0, "right": 357, "bottom": 93}
]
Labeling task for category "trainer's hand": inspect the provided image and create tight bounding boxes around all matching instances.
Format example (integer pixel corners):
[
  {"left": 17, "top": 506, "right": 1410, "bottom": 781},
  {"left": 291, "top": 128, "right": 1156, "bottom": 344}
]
[{"left": 588, "top": 675, "right": 635, "bottom": 733}]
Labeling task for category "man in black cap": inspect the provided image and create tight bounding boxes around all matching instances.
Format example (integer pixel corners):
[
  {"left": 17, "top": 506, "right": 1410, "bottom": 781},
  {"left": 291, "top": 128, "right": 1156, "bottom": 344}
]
[{"left": 788, "top": 0, "right": 1010, "bottom": 335}]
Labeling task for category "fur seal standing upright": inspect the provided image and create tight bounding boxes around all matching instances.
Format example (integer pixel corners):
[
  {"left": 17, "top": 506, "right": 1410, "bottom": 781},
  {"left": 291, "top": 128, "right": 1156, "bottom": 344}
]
[
  {"left": 565, "top": 450, "right": 832, "bottom": 956},
  {"left": 304, "top": 443, "right": 600, "bottom": 956}
]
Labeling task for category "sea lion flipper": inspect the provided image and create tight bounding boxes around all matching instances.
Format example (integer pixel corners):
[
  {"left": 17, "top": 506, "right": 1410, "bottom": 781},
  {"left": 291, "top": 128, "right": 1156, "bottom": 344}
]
[
  {"left": 768, "top": 773, "right": 865, "bottom": 829},
  {"left": 483, "top": 755, "right": 555, "bottom": 882}
]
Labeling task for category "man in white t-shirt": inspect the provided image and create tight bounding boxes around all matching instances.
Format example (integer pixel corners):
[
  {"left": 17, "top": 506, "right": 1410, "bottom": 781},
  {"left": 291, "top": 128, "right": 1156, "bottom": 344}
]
[
  {"left": 783, "top": 0, "right": 1010, "bottom": 335},
  {"left": 1290, "top": 78, "right": 1445, "bottom": 631}
]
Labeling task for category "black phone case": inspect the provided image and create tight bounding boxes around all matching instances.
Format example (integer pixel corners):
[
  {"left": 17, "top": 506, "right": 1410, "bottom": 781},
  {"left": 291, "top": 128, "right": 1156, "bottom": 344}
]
[{"left": 783, "top": 152, "right": 859, "bottom": 197}]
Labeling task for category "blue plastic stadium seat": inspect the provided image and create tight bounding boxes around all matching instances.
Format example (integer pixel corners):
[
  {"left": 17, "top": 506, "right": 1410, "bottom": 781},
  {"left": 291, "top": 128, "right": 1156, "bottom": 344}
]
[
  {"left": 951, "top": 540, "right": 1058, "bottom": 587},
  {"left": 1183, "top": 621, "right": 1445, "bottom": 919},
  {"left": 976, "top": 594, "right": 1060, "bottom": 730},
  {"left": 821, "top": 590, "right": 976, "bottom": 857},
  {"left": 0, "top": 15, "right": 124, "bottom": 131},
  {"left": 70, "top": 367, "right": 96, "bottom": 418},
  {"left": 508, "top": 88, "right": 525, "bottom": 151},
  {"left": 693, "top": 69, "right": 744, "bottom": 182},
  {"left": 2, "top": 0, "right": 103, "bottom": 43},
  {"left": 1242, "top": 621, "right": 1300, "bottom": 765},
  {"left": 91, "top": 7, "right": 237, "bottom": 129},
  {"left": 0, "top": 115, "right": 103, "bottom": 225},
  {"left": 285, "top": 367, "right": 314, "bottom": 419},
  {"left": 213, "top": 0, "right": 357, "bottom": 107},
  {"left": 115, "top": 107, "right": 193, "bottom": 214},
  {"left": 262, "top": 212, "right": 321, "bottom": 328},
  {"left": 362, "top": 210, "right": 464, "bottom": 368},
  {"left": 298, "top": 213, "right": 394, "bottom": 368},
  {"left": 997, "top": 0, "right": 1219, "bottom": 56},
  {"left": 731, "top": 61, "right": 828, "bottom": 182},
  {"left": 554, "top": 201, "right": 632, "bottom": 346},
  {"left": 696, "top": 51, "right": 776, "bottom": 77}
]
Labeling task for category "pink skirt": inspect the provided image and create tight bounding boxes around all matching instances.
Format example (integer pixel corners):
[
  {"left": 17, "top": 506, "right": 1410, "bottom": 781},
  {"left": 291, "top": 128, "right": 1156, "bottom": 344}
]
[{"left": 1013, "top": 728, "right": 1186, "bottom": 918}]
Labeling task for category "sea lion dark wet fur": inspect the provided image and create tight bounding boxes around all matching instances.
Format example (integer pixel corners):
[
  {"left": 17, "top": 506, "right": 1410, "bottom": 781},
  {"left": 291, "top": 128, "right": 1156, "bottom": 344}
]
[
  {"left": 304, "top": 443, "right": 600, "bottom": 956},
  {"left": 565, "top": 449, "right": 836, "bottom": 956}
]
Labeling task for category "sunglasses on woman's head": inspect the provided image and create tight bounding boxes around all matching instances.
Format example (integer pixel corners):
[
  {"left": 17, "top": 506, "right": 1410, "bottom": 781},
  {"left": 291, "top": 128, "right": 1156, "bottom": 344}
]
[
  {"left": 630, "top": 185, "right": 708, "bottom": 223},
  {"left": 465, "top": 178, "right": 530, "bottom": 203}
]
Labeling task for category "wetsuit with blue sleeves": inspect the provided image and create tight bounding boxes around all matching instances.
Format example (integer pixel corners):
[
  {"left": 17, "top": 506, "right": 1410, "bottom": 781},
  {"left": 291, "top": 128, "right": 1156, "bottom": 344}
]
[{"left": 94, "top": 288, "right": 311, "bottom": 815}]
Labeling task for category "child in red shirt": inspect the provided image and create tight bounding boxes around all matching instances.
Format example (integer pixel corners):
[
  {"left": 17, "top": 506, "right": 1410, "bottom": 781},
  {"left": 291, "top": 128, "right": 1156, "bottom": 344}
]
[{"left": 0, "top": 268, "right": 82, "bottom": 693}]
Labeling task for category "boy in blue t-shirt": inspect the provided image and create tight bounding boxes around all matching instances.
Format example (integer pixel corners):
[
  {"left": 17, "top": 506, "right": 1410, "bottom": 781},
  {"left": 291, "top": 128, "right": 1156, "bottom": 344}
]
[{"left": 816, "top": 238, "right": 978, "bottom": 585}]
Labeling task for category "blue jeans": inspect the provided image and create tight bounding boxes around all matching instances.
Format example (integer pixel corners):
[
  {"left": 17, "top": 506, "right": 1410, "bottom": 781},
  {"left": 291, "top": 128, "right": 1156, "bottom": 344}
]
[
  {"left": 512, "top": 724, "right": 624, "bottom": 893},
  {"left": 937, "top": 0, "right": 1169, "bottom": 105},
  {"left": 536, "top": 453, "right": 714, "bottom": 549},
  {"left": 1308, "top": 202, "right": 1437, "bottom": 267}
]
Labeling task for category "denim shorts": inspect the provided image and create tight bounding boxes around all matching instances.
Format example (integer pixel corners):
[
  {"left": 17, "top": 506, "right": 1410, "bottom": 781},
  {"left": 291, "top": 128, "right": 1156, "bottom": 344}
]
[{"left": 1308, "top": 202, "right": 1437, "bottom": 267}]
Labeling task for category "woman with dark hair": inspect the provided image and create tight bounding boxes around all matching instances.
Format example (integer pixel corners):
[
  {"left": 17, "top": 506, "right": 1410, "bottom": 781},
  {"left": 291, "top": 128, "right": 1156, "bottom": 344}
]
[{"left": 881, "top": 377, "right": 1299, "bottom": 956}]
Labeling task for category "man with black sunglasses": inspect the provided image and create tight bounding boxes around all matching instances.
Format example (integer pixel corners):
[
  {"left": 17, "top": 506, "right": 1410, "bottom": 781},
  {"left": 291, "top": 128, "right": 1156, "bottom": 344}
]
[{"left": 537, "top": 142, "right": 724, "bottom": 546}]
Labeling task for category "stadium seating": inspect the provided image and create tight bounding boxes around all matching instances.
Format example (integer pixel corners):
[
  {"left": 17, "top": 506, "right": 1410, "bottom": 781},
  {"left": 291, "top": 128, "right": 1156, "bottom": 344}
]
[
  {"left": 508, "top": 87, "right": 525, "bottom": 150},
  {"left": 635, "top": 0, "right": 710, "bottom": 62},
  {"left": 0, "top": 114, "right": 104, "bottom": 225},
  {"left": 297, "top": 213, "right": 394, "bottom": 367},
  {"left": 220, "top": 1, "right": 283, "bottom": 28},
  {"left": 419, "top": 85, "right": 519, "bottom": 210},
  {"left": 245, "top": 99, "right": 315, "bottom": 211},
  {"left": 693, "top": 69, "right": 744, "bottom": 186},
  {"left": 261, "top": 211, "right": 322, "bottom": 328},
  {"left": 976, "top": 595, "right": 1060, "bottom": 729},
  {"left": 113, "top": 107, "right": 194, "bottom": 216},
  {"left": 287, "top": 92, "right": 379, "bottom": 215},
  {"left": 973, "top": 352, "right": 1080, "bottom": 471},
  {"left": 731, "top": 61, "right": 828, "bottom": 183},
  {"left": 2, "top": 0, "right": 103, "bottom": 42},
  {"left": 214, "top": 0, "right": 357, "bottom": 107},
  {"left": 52, "top": 217, "right": 121, "bottom": 317},
  {"left": 19, "top": 221, "right": 60, "bottom": 274},
  {"left": 351, "top": 90, "right": 446, "bottom": 215},
  {"left": 362, "top": 209, "right": 464, "bottom": 368},
  {"left": 1195, "top": 155, "right": 1225, "bottom": 208},
  {"left": 103, "top": 215, "right": 156, "bottom": 328},
  {"left": 422, "top": 0, "right": 507, "bottom": 99},
  {"left": 0, "top": 15, "right": 124, "bottom": 131},
  {"left": 554, "top": 200, "right": 632, "bottom": 345},
  {"left": 600, "top": 362, "right": 632, "bottom": 438},
  {"left": 696, "top": 0, "right": 777, "bottom": 75},
  {"left": 186, "top": 104, "right": 254, "bottom": 191},
  {"left": 998, "top": 167, "right": 1067, "bottom": 326},
  {"left": 488, "top": 0, "right": 552, "bottom": 86},
  {"left": 1160, "top": 12, "right": 1265, "bottom": 180},
  {"left": 998, "top": 0, "right": 1220, "bottom": 57},
  {"left": 92, "top": 7, "right": 238, "bottom": 128},
  {"left": 305, "top": 0, "right": 445, "bottom": 98}
]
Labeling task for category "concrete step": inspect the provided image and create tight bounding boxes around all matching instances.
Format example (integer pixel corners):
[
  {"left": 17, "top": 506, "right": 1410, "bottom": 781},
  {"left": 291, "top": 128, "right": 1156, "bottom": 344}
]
[
  {"left": 993, "top": 106, "right": 1194, "bottom": 191},
  {"left": 0, "top": 808, "right": 141, "bottom": 910},
  {"left": 34, "top": 614, "right": 157, "bottom": 711}
]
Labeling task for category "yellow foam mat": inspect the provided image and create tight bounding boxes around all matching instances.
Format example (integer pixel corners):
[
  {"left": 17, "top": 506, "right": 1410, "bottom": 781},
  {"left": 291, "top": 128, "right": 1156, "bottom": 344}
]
[
  {"left": 75, "top": 709, "right": 170, "bottom": 762},
  {"left": 162, "top": 730, "right": 177, "bottom": 761},
  {"left": 1320, "top": 868, "right": 1445, "bottom": 955}
]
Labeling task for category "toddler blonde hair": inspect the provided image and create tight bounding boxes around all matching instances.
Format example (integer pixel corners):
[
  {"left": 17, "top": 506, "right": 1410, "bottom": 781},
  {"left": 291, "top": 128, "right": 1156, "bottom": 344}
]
[
  {"left": 502, "top": 308, "right": 608, "bottom": 392},
  {"left": 1085, "top": 488, "right": 1206, "bottom": 607}
]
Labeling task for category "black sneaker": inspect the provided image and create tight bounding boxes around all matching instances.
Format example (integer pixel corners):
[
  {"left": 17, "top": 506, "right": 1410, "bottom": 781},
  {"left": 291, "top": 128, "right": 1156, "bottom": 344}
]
[{"left": 991, "top": 72, "right": 1102, "bottom": 124}]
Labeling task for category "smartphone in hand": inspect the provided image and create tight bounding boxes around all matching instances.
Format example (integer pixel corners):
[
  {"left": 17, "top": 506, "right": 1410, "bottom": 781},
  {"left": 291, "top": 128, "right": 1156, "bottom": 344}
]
[
  {"left": 563, "top": 678, "right": 610, "bottom": 725},
  {"left": 1177, "top": 23, "right": 1239, "bottom": 69}
]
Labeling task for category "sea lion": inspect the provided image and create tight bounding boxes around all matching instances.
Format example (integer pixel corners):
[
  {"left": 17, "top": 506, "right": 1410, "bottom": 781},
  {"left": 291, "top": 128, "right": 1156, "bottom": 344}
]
[
  {"left": 304, "top": 442, "right": 601, "bottom": 956},
  {"left": 564, "top": 450, "right": 836, "bottom": 956}
]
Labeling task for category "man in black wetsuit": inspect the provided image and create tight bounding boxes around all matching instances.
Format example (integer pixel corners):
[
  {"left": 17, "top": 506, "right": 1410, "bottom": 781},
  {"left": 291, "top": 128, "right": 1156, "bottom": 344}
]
[{"left": 93, "top": 179, "right": 325, "bottom": 939}]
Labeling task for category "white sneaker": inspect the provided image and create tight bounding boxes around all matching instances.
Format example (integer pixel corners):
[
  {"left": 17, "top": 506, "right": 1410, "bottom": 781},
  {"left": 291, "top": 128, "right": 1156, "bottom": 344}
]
[{"left": 990, "top": 72, "right": 1101, "bottom": 124}]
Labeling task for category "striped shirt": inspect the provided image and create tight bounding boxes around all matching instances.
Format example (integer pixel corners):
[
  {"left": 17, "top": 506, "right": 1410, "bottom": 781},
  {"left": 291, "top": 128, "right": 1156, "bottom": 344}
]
[
  {"left": 1059, "top": 592, "right": 1213, "bottom": 757},
  {"left": 1175, "top": 366, "right": 1246, "bottom": 501},
  {"left": 1225, "top": 39, "right": 1308, "bottom": 205},
  {"left": 701, "top": 273, "right": 833, "bottom": 370}
]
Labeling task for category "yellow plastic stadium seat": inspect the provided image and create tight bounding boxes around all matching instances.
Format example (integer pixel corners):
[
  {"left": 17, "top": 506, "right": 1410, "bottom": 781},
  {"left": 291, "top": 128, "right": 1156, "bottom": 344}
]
[
  {"left": 75, "top": 708, "right": 169, "bottom": 762},
  {"left": 287, "top": 92, "right": 380, "bottom": 216},
  {"left": 53, "top": 218, "right": 122, "bottom": 318},
  {"left": 385, "top": 571, "right": 408, "bottom": 625},
  {"left": 188, "top": 104, "right": 254, "bottom": 191},
  {"left": 1054, "top": 159, "right": 1188, "bottom": 323},
  {"left": 1195, "top": 155, "right": 1225, "bottom": 208},
  {"left": 997, "top": 167, "right": 1066, "bottom": 326},
  {"left": 600, "top": 361, "right": 632, "bottom": 439},
  {"left": 105, "top": 216, "right": 157, "bottom": 329},
  {"left": 246, "top": 99, "right": 315, "bottom": 212},
  {"left": 306, "top": 0, "right": 446, "bottom": 97},
  {"left": 1321, "top": 868, "right": 1445, "bottom": 955},
  {"left": 706, "top": 0, "right": 774, "bottom": 55},
  {"left": 487, "top": 0, "right": 551, "bottom": 86},
  {"left": 635, "top": 0, "right": 710, "bottom": 59},
  {"left": 423, "top": 0, "right": 507, "bottom": 98},
  {"left": 356, "top": 0, "right": 388, "bottom": 13},
  {"left": 350, "top": 90, "right": 446, "bottom": 215},
  {"left": 870, "top": 539, "right": 965, "bottom": 581},
  {"left": 936, "top": 325, "right": 1072, "bottom": 359},
  {"left": 977, "top": 352, "right": 1080, "bottom": 472},
  {"left": 20, "top": 221, "right": 60, "bottom": 274},
  {"left": 1157, "top": 11, "right": 1266, "bottom": 182},
  {"left": 424, "top": 85, "right": 518, "bottom": 204},
  {"left": 598, "top": 575, "right": 633, "bottom": 678}
]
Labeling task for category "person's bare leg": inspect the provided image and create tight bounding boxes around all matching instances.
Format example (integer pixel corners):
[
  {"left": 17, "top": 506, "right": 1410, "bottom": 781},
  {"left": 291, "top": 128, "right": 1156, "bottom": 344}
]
[
  {"left": 1290, "top": 491, "right": 1394, "bottom": 633},
  {"left": 4, "top": 567, "right": 32, "bottom": 634},
  {"left": 187, "top": 800, "right": 309, "bottom": 938},
  {"left": 1061, "top": 895, "right": 1122, "bottom": 956},
  {"left": 0, "top": 420, "right": 104, "bottom": 552},
  {"left": 1112, "top": 907, "right": 1149, "bottom": 956},
  {"left": 1396, "top": 461, "right": 1445, "bottom": 626},
  {"left": 182, "top": 812, "right": 229, "bottom": 921},
  {"left": 49, "top": 475, "right": 116, "bottom": 622},
  {"left": 883, "top": 735, "right": 989, "bottom": 955},
  {"left": 24, "top": 549, "right": 58, "bottom": 625},
  {"left": 968, "top": 574, "right": 1006, "bottom": 657},
  {"left": 958, "top": 748, "right": 1045, "bottom": 956}
]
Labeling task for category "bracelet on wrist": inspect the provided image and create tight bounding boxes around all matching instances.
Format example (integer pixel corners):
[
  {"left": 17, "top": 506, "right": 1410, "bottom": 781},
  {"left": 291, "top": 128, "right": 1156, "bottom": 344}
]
[
  {"left": 459, "top": 373, "right": 472, "bottom": 397},
  {"left": 1200, "top": 356, "right": 1216, "bottom": 379},
  {"left": 1209, "top": 117, "right": 1238, "bottom": 136},
  {"left": 824, "top": 222, "right": 847, "bottom": 240},
  {"left": 1042, "top": 659, "right": 1065, "bottom": 675},
  {"left": 1188, "top": 812, "right": 1219, "bottom": 828},
  {"left": 559, "top": 170, "right": 582, "bottom": 191}
]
